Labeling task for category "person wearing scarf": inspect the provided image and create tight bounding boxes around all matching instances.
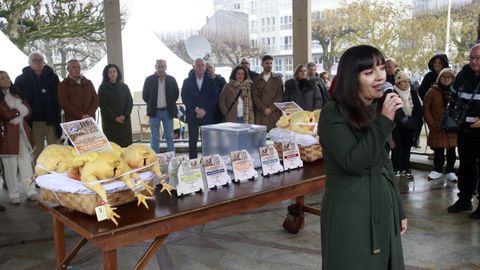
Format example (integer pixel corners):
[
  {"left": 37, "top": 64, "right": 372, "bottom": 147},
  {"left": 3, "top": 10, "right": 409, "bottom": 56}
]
[
  {"left": 423, "top": 68, "right": 458, "bottom": 182},
  {"left": 391, "top": 71, "right": 423, "bottom": 179},
  {"left": 219, "top": 66, "right": 254, "bottom": 124},
  {"left": 0, "top": 71, "right": 36, "bottom": 204}
]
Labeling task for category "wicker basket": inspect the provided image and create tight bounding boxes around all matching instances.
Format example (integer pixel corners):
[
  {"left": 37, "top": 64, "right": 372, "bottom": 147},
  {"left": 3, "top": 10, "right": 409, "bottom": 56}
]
[
  {"left": 274, "top": 142, "right": 323, "bottom": 162},
  {"left": 40, "top": 182, "right": 154, "bottom": 215}
]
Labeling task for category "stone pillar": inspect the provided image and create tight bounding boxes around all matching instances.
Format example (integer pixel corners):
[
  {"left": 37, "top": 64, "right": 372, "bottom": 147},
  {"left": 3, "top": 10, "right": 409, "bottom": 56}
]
[
  {"left": 292, "top": 0, "right": 312, "bottom": 68},
  {"left": 104, "top": 0, "right": 124, "bottom": 78}
]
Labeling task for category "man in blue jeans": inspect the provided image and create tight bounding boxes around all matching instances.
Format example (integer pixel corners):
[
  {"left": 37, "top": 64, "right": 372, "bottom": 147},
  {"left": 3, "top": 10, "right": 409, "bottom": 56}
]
[{"left": 142, "top": 59, "right": 179, "bottom": 153}]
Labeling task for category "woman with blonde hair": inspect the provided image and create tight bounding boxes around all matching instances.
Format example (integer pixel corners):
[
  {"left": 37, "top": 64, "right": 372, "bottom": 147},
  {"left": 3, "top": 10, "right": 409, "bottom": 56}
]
[
  {"left": 219, "top": 66, "right": 254, "bottom": 123},
  {"left": 284, "top": 64, "right": 322, "bottom": 110}
]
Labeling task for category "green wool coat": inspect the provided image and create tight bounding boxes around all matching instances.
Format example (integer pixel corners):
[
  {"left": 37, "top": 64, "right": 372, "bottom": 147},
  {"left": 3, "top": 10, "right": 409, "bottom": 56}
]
[
  {"left": 98, "top": 82, "right": 133, "bottom": 147},
  {"left": 318, "top": 101, "right": 406, "bottom": 270}
]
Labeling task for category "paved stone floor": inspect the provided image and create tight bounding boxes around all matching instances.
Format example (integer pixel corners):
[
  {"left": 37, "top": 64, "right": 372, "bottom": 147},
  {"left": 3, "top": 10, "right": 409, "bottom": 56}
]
[{"left": 0, "top": 169, "right": 479, "bottom": 270}]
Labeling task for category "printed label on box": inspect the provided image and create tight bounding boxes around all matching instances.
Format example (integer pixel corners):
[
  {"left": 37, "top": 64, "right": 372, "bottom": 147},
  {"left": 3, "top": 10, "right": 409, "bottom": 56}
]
[
  {"left": 259, "top": 145, "right": 283, "bottom": 175},
  {"left": 231, "top": 150, "right": 258, "bottom": 182},
  {"left": 203, "top": 155, "right": 230, "bottom": 188},
  {"left": 282, "top": 142, "right": 303, "bottom": 170},
  {"left": 176, "top": 158, "right": 204, "bottom": 195}
]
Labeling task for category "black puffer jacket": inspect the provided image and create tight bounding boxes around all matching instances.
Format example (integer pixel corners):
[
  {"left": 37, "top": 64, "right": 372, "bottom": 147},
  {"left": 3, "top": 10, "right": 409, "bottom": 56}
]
[
  {"left": 283, "top": 78, "right": 322, "bottom": 111},
  {"left": 14, "top": 65, "right": 61, "bottom": 137}
]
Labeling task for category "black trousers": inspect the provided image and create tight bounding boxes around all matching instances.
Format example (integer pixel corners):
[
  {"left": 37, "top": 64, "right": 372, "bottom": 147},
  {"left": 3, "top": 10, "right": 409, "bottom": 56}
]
[
  {"left": 431, "top": 147, "right": 457, "bottom": 173},
  {"left": 392, "top": 129, "right": 414, "bottom": 172},
  {"left": 187, "top": 123, "right": 199, "bottom": 159},
  {"left": 457, "top": 126, "right": 480, "bottom": 201}
]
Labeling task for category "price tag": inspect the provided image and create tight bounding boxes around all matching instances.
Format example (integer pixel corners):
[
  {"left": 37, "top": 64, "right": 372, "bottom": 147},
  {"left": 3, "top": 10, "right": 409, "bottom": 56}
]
[
  {"left": 203, "top": 154, "right": 230, "bottom": 189},
  {"left": 282, "top": 142, "right": 303, "bottom": 170},
  {"left": 231, "top": 150, "right": 258, "bottom": 182},
  {"left": 95, "top": 205, "right": 108, "bottom": 221},
  {"left": 259, "top": 145, "right": 283, "bottom": 176},
  {"left": 168, "top": 155, "right": 189, "bottom": 187},
  {"left": 176, "top": 158, "right": 205, "bottom": 196}
]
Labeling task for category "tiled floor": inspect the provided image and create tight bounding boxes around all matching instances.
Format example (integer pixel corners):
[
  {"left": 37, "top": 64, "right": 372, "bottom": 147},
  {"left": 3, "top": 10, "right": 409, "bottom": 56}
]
[{"left": 0, "top": 169, "right": 479, "bottom": 269}]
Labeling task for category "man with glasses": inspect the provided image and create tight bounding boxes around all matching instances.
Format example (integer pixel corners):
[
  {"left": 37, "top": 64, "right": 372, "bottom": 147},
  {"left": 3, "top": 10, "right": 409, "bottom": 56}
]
[
  {"left": 239, "top": 57, "right": 259, "bottom": 80},
  {"left": 447, "top": 44, "right": 480, "bottom": 219},
  {"left": 14, "top": 52, "right": 61, "bottom": 161}
]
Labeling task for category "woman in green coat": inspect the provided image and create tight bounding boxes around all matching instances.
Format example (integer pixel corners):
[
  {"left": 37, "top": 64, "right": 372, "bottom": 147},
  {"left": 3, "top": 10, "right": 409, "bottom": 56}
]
[
  {"left": 98, "top": 64, "right": 133, "bottom": 147},
  {"left": 318, "top": 45, "right": 407, "bottom": 270}
]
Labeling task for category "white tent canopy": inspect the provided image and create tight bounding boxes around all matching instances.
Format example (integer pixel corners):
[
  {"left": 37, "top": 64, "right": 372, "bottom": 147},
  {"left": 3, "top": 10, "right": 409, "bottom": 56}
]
[
  {"left": 0, "top": 31, "right": 28, "bottom": 80},
  {"left": 85, "top": 6, "right": 192, "bottom": 97}
]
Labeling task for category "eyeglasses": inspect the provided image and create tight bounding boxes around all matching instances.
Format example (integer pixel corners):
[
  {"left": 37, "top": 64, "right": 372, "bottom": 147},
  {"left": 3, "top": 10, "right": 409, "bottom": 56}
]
[{"left": 467, "top": 55, "right": 480, "bottom": 61}]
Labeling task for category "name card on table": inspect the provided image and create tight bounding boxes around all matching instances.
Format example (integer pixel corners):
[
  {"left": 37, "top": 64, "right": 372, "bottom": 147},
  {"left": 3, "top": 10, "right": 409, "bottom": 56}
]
[
  {"left": 157, "top": 151, "right": 175, "bottom": 175},
  {"left": 281, "top": 142, "right": 303, "bottom": 170},
  {"left": 230, "top": 150, "right": 258, "bottom": 182},
  {"left": 168, "top": 155, "right": 189, "bottom": 188},
  {"left": 203, "top": 155, "right": 230, "bottom": 189},
  {"left": 259, "top": 145, "right": 283, "bottom": 176},
  {"left": 176, "top": 158, "right": 204, "bottom": 196}
]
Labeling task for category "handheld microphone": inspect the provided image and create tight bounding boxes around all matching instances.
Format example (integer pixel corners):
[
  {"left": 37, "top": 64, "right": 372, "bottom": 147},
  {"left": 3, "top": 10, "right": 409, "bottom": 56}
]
[{"left": 381, "top": 82, "right": 408, "bottom": 124}]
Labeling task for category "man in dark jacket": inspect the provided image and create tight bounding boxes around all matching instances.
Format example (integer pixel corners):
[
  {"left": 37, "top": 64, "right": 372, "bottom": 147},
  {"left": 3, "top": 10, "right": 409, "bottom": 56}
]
[
  {"left": 240, "top": 57, "right": 259, "bottom": 80},
  {"left": 181, "top": 58, "right": 218, "bottom": 158},
  {"left": 206, "top": 62, "right": 227, "bottom": 123},
  {"left": 14, "top": 51, "right": 61, "bottom": 161},
  {"left": 447, "top": 44, "right": 480, "bottom": 219},
  {"left": 385, "top": 58, "right": 397, "bottom": 85},
  {"left": 142, "top": 59, "right": 179, "bottom": 153}
]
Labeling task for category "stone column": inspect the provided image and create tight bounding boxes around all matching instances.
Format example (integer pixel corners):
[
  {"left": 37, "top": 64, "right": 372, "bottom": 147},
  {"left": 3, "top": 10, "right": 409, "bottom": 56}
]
[
  {"left": 292, "top": 0, "right": 312, "bottom": 68},
  {"left": 104, "top": 0, "right": 124, "bottom": 78}
]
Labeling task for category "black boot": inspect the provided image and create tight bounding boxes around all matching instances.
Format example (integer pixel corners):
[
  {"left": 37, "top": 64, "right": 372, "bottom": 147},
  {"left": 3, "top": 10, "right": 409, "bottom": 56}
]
[
  {"left": 0, "top": 203, "right": 5, "bottom": 212},
  {"left": 447, "top": 198, "right": 473, "bottom": 213}
]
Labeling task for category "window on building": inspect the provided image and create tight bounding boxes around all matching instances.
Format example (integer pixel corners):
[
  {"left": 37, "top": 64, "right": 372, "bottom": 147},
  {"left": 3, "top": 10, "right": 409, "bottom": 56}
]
[
  {"left": 282, "top": 36, "right": 292, "bottom": 50},
  {"left": 285, "top": 58, "right": 293, "bottom": 71},
  {"left": 275, "top": 59, "right": 283, "bottom": 72},
  {"left": 280, "top": 15, "right": 293, "bottom": 30}
]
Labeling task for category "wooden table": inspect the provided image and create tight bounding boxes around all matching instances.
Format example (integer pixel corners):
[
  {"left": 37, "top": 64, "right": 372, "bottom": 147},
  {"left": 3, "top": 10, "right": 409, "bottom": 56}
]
[{"left": 38, "top": 159, "right": 325, "bottom": 270}]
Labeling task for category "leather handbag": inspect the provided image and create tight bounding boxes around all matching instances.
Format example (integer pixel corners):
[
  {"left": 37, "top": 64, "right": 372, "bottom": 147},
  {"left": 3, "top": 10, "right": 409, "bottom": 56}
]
[{"left": 282, "top": 203, "right": 304, "bottom": 234}]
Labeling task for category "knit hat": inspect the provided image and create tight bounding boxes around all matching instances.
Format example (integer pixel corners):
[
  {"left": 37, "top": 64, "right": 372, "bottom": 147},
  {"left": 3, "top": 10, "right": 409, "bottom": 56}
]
[
  {"left": 435, "top": 67, "right": 456, "bottom": 83},
  {"left": 394, "top": 71, "right": 410, "bottom": 84}
]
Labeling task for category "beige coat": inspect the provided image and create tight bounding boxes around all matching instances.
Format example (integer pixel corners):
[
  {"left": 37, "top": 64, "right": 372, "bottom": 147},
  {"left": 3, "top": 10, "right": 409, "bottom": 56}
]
[
  {"left": 423, "top": 84, "right": 457, "bottom": 148},
  {"left": 251, "top": 73, "right": 283, "bottom": 130},
  {"left": 219, "top": 80, "right": 254, "bottom": 123}
]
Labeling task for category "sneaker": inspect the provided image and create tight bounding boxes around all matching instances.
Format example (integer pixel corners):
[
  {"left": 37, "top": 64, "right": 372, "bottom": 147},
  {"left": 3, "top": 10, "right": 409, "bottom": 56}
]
[
  {"left": 27, "top": 194, "right": 37, "bottom": 201},
  {"left": 447, "top": 199, "right": 473, "bottom": 213},
  {"left": 9, "top": 197, "right": 20, "bottom": 205},
  {"left": 471, "top": 207, "right": 480, "bottom": 219},
  {"left": 446, "top": 173, "right": 458, "bottom": 182},
  {"left": 428, "top": 171, "right": 443, "bottom": 180},
  {"left": 395, "top": 171, "right": 401, "bottom": 177},
  {"left": 404, "top": 171, "right": 414, "bottom": 180}
]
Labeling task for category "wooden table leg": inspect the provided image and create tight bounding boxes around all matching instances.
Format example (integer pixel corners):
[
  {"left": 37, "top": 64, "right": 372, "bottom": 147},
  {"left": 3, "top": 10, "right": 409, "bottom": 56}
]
[
  {"left": 134, "top": 235, "right": 168, "bottom": 270},
  {"left": 53, "top": 217, "right": 66, "bottom": 270},
  {"left": 104, "top": 249, "right": 118, "bottom": 270},
  {"left": 62, "top": 237, "right": 88, "bottom": 268}
]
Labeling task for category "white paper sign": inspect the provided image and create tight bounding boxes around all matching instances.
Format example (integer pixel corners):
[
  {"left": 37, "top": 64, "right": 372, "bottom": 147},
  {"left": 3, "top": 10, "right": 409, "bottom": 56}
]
[
  {"left": 230, "top": 150, "right": 258, "bottom": 182},
  {"left": 203, "top": 155, "right": 231, "bottom": 189},
  {"left": 282, "top": 142, "right": 303, "bottom": 170},
  {"left": 95, "top": 205, "right": 108, "bottom": 221},
  {"left": 157, "top": 151, "right": 175, "bottom": 174},
  {"left": 167, "top": 155, "right": 189, "bottom": 187},
  {"left": 259, "top": 145, "right": 283, "bottom": 176},
  {"left": 176, "top": 158, "right": 204, "bottom": 196},
  {"left": 274, "top": 101, "right": 304, "bottom": 115},
  {"left": 60, "top": 118, "right": 110, "bottom": 154}
]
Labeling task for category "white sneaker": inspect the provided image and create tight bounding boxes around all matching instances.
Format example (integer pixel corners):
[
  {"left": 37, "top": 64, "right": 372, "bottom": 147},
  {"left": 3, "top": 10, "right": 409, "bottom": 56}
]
[
  {"left": 447, "top": 172, "right": 458, "bottom": 182},
  {"left": 428, "top": 171, "right": 443, "bottom": 180}
]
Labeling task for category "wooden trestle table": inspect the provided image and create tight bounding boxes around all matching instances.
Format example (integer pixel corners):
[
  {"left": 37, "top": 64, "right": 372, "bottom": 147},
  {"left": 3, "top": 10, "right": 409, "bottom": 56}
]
[{"left": 38, "top": 159, "right": 325, "bottom": 270}]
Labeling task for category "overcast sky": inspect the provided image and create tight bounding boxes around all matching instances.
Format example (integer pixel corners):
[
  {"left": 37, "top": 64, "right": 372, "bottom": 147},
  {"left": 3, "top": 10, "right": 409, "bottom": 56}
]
[{"left": 121, "top": 0, "right": 214, "bottom": 32}]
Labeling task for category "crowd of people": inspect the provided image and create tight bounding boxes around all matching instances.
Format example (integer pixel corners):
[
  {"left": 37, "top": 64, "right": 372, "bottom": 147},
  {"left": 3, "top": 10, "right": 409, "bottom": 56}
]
[{"left": 1, "top": 44, "right": 479, "bottom": 270}]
